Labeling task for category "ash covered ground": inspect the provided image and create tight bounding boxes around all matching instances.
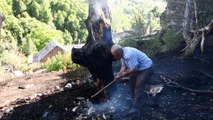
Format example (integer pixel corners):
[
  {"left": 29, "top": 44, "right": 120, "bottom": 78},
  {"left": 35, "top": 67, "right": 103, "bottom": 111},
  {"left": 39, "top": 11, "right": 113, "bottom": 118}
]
[{"left": 0, "top": 46, "right": 213, "bottom": 120}]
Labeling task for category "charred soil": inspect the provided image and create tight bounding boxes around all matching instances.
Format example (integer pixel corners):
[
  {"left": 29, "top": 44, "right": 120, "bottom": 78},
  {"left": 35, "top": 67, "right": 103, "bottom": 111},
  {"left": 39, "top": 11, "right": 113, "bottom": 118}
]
[{"left": 0, "top": 46, "right": 213, "bottom": 120}]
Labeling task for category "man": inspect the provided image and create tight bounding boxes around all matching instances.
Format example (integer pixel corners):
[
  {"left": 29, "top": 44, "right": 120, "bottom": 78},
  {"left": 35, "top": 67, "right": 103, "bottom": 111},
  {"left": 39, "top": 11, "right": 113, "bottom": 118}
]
[{"left": 111, "top": 44, "right": 154, "bottom": 113}]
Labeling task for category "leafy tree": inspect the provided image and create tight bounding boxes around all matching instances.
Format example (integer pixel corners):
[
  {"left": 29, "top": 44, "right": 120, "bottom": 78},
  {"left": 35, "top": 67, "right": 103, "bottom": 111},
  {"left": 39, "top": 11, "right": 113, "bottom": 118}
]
[
  {"left": 20, "top": 38, "right": 37, "bottom": 55},
  {"left": 111, "top": 1, "right": 132, "bottom": 32},
  {"left": 4, "top": 15, "right": 24, "bottom": 45},
  {"left": 130, "top": 0, "right": 165, "bottom": 35},
  {"left": 27, "top": 0, "right": 52, "bottom": 23},
  {"left": 63, "top": 30, "right": 73, "bottom": 45},
  {"left": 0, "top": 0, "right": 13, "bottom": 15},
  {"left": 12, "top": 0, "right": 27, "bottom": 17},
  {"left": 23, "top": 18, "right": 64, "bottom": 51},
  {"left": 27, "top": 1, "right": 40, "bottom": 19},
  {"left": 50, "top": 0, "right": 87, "bottom": 43},
  {"left": 54, "top": 10, "right": 66, "bottom": 30}
]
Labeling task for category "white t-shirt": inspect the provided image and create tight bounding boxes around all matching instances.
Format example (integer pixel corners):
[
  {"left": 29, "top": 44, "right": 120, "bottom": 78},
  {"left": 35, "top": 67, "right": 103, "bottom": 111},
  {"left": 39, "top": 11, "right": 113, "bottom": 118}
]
[{"left": 121, "top": 47, "right": 153, "bottom": 71}]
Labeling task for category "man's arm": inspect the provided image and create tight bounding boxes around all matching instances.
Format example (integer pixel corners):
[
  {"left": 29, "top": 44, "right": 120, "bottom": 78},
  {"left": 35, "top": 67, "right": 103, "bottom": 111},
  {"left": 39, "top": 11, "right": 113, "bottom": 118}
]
[
  {"left": 122, "top": 68, "right": 137, "bottom": 76},
  {"left": 115, "top": 67, "right": 138, "bottom": 80},
  {"left": 115, "top": 66, "right": 126, "bottom": 79}
]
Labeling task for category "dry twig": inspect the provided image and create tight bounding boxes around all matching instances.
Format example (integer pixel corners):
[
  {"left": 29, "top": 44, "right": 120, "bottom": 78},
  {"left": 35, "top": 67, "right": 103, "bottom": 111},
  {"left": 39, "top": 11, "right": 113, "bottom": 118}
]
[
  {"left": 160, "top": 74, "right": 213, "bottom": 94},
  {"left": 199, "top": 69, "right": 213, "bottom": 79}
]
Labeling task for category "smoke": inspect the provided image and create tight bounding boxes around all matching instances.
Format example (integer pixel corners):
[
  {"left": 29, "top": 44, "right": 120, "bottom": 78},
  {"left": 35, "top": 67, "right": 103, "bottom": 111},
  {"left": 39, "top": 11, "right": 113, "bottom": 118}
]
[
  {"left": 86, "top": 81, "right": 132, "bottom": 115},
  {"left": 88, "top": 0, "right": 112, "bottom": 22}
]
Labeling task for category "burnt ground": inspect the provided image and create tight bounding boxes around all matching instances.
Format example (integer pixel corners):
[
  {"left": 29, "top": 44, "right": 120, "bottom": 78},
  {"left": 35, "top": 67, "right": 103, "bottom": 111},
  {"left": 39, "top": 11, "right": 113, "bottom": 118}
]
[{"left": 0, "top": 45, "right": 213, "bottom": 120}]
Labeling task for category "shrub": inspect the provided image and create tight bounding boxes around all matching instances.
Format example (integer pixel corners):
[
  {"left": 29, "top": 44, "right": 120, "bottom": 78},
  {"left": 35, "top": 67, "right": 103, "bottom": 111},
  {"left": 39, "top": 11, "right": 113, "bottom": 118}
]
[
  {"left": 161, "top": 28, "right": 184, "bottom": 52},
  {"left": 43, "top": 53, "right": 65, "bottom": 72},
  {"left": 0, "top": 50, "right": 33, "bottom": 72},
  {"left": 43, "top": 51, "right": 81, "bottom": 72},
  {"left": 119, "top": 34, "right": 162, "bottom": 56}
]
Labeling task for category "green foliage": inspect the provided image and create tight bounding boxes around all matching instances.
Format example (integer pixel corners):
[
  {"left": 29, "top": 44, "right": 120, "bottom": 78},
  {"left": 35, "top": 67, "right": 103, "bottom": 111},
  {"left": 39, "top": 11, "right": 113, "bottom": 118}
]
[
  {"left": 161, "top": 28, "right": 184, "bottom": 52},
  {"left": 0, "top": 30, "right": 17, "bottom": 52},
  {"left": 0, "top": 0, "right": 168, "bottom": 73},
  {"left": 26, "top": 0, "right": 52, "bottom": 23},
  {"left": 119, "top": 34, "right": 162, "bottom": 56},
  {"left": 12, "top": 0, "right": 27, "bottom": 17},
  {"left": 2, "top": 0, "right": 87, "bottom": 48},
  {"left": 130, "top": 0, "right": 166, "bottom": 34},
  {"left": 119, "top": 34, "right": 139, "bottom": 47},
  {"left": 18, "top": 17, "right": 65, "bottom": 51},
  {"left": 43, "top": 52, "right": 69, "bottom": 72},
  {"left": 43, "top": 53, "right": 65, "bottom": 72},
  {"left": 120, "top": 28, "right": 184, "bottom": 56},
  {"left": 138, "top": 38, "right": 162, "bottom": 56},
  {"left": 20, "top": 38, "right": 37, "bottom": 55},
  {"left": 0, "top": 0, "right": 13, "bottom": 15},
  {"left": 4, "top": 15, "right": 24, "bottom": 44},
  {"left": 111, "top": 1, "right": 133, "bottom": 32},
  {"left": 27, "top": 25, "right": 64, "bottom": 51},
  {"left": 43, "top": 51, "right": 84, "bottom": 72},
  {"left": 111, "top": 0, "right": 166, "bottom": 33},
  {"left": 50, "top": 0, "right": 87, "bottom": 43},
  {"left": 1, "top": 50, "right": 32, "bottom": 72},
  {"left": 63, "top": 30, "right": 73, "bottom": 45}
]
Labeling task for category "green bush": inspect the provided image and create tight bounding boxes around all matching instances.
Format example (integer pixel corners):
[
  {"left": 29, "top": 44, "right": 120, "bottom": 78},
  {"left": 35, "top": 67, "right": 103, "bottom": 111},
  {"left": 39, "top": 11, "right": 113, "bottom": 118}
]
[
  {"left": 43, "top": 53, "right": 65, "bottom": 72},
  {"left": 43, "top": 51, "right": 81, "bottom": 72},
  {"left": 119, "top": 34, "right": 162, "bottom": 56},
  {"left": 0, "top": 50, "right": 33, "bottom": 72},
  {"left": 161, "top": 28, "right": 184, "bottom": 52}
]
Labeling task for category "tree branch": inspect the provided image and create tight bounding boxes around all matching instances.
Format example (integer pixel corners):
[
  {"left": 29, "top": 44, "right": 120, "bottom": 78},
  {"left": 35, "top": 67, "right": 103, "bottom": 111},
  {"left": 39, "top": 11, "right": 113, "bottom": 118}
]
[
  {"left": 199, "top": 69, "right": 213, "bottom": 79},
  {"left": 160, "top": 74, "right": 213, "bottom": 94},
  {"left": 200, "top": 31, "right": 205, "bottom": 53}
]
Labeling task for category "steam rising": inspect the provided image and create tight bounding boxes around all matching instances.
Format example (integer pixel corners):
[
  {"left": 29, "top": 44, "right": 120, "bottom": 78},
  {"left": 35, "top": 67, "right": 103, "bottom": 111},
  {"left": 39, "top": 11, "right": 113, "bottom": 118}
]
[
  {"left": 88, "top": 0, "right": 112, "bottom": 22},
  {"left": 86, "top": 82, "right": 131, "bottom": 115}
]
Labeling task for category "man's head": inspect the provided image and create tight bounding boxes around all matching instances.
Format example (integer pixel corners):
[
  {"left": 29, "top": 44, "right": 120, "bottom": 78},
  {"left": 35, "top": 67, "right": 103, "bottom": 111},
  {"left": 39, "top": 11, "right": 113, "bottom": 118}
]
[{"left": 111, "top": 44, "right": 123, "bottom": 59}]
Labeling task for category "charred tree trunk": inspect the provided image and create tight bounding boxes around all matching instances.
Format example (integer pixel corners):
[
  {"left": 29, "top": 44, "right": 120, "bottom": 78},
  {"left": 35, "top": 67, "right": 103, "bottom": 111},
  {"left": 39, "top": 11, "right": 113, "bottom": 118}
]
[
  {"left": 0, "top": 13, "right": 5, "bottom": 40},
  {"left": 71, "top": 0, "right": 114, "bottom": 98}
]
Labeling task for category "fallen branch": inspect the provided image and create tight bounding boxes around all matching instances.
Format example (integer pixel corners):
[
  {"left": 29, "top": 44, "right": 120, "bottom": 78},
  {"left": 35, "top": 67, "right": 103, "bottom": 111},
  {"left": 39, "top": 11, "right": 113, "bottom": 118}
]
[
  {"left": 200, "top": 31, "right": 205, "bottom": 52},
  {"left": 199, "top": 69, "right": 213, "bottom": 79},
  {"left": 191, "top": 19, "right": 213, "bottom": 33},
  {"left": 160, "top": 74, "right": 213, "bottom": 94},
  {"left": 198, "top": 19, "right": 213, "bottom": 32}
]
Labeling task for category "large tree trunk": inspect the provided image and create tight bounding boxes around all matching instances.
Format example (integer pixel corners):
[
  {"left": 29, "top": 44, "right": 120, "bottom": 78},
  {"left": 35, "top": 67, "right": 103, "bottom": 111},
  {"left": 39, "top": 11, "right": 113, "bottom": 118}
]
[
  {"left": 182, "top": 0, "right": 197, "bottom": 56},
  {"left": 0, "top": 13, "right": 5, "bottom": 39},
  {"left": 71, "top": 0, "right": 114, "bottom": 98}
]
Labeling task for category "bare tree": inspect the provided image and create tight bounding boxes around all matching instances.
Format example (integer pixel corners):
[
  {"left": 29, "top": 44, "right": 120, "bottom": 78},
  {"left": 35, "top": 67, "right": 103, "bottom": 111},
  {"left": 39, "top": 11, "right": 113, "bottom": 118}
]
[{"left": 183, "top": 0, "right": 213, "bottom": 56}]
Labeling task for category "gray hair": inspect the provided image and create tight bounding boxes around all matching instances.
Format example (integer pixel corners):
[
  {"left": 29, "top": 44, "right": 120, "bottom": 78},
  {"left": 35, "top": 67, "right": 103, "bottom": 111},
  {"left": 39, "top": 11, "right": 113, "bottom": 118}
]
[{"left": 111, "top": 44, "right": 123, "bottom": 53}]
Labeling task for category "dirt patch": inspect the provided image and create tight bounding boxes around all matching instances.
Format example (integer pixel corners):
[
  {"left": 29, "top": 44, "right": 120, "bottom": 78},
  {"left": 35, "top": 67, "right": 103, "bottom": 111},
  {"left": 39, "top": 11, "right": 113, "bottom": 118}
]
[
  {"left": 0, "top": 71, "right": 66, "bottom": 111},
  {"left": 0, "top": 46, "right": 213, "bottom": 120}
]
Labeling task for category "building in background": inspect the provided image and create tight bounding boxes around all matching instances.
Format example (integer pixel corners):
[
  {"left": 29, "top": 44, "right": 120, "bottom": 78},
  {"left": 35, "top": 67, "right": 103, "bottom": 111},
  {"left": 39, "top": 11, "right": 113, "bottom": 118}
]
[{"left": 29, "top": 40, "right": 66, "bottom": 63}]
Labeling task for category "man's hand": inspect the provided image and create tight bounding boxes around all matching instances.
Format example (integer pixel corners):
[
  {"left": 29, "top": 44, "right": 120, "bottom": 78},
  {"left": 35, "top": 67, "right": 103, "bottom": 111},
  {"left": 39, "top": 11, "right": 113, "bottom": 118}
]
[
  {"left": 114, "top": 72, "right": 125, "bottom": 80},
  {"left": 115, "top": 74, "right": 121, "bottom": 80}
]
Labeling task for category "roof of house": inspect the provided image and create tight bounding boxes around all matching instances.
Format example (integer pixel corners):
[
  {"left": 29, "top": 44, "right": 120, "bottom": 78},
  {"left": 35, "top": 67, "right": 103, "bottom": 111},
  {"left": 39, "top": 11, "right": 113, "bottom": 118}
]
[{"left": 33, "top": 40, "right": 66, "bottom": 62}]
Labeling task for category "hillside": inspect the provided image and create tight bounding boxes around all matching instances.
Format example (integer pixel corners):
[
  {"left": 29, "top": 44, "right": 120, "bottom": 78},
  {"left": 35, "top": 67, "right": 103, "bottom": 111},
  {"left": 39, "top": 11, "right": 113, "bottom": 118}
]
[{"left": 0, "top": 45, "right": 212, "bottom": 120}]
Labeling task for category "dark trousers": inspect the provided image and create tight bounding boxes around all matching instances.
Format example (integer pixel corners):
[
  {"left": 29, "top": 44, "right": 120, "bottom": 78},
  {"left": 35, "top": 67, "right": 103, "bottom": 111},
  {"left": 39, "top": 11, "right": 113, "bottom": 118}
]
[{"left": 129, "top": 65, "right": 154, "bottom": 107}]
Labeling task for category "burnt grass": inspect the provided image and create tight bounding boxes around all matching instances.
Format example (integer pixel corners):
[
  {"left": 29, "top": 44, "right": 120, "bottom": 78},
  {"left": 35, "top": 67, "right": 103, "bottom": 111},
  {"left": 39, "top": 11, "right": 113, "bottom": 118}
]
[{"left": 1, "top": 46, "right": 213, "bottom": 120}]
